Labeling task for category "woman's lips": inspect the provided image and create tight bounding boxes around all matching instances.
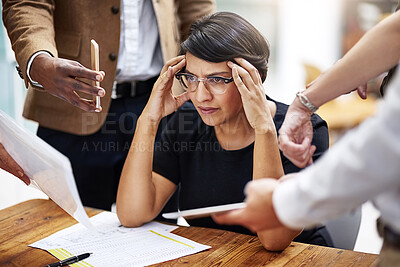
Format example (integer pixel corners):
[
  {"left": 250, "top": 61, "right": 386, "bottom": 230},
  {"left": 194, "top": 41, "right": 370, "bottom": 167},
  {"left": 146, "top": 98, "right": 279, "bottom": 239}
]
[{"left": 198, "top": 106, "right": 219, "bottom": 115}]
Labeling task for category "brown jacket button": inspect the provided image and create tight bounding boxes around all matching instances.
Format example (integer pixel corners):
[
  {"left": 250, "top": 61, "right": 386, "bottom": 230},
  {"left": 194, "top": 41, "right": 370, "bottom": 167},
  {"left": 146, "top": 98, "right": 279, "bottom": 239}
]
[
  {"left": 111, "top": 6, "right": 119, "bottom": 14},
  {"left": 109, "top": 53, "right": 117, "bottom": 61}
]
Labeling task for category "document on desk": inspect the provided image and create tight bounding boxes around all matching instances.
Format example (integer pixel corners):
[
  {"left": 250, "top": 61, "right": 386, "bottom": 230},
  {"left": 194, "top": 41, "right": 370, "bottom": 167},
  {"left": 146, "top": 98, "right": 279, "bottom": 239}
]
[
  {"left": 30, "top": 212, "right": 211, "bottom": 267},
  {"left": 0, "top": 111, "right": 93, "bottom": 228}
]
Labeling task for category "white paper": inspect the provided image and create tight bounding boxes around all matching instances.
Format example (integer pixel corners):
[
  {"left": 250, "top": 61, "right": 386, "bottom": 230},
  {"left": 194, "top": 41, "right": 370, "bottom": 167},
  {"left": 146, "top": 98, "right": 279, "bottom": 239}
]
[
  {"left": 0, "top": 111, "right": 93, "bottom": 228},
  {"left": 30, "top": 212, "right": 210, "bottom": 267},
  {"left": 163, "top": 202, "right": 247, "bottom": 220}
]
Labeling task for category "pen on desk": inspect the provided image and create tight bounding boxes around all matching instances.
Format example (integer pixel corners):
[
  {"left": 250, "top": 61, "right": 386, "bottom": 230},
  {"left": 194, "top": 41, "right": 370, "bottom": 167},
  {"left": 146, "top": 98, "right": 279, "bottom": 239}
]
[{"left": 44, "top": 252, "right": 92, "bottom": 267}]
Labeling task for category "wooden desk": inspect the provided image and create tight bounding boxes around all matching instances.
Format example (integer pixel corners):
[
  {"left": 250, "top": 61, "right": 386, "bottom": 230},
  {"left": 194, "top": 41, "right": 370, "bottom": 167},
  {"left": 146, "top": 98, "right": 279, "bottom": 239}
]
[{"left": 0, "top": 199, "right": 378, "bottom": 266}]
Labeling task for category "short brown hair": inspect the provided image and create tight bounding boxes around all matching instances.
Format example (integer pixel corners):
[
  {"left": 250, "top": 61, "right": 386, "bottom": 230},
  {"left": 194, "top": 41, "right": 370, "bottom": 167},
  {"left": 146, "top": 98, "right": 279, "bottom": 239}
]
[{"left": 180, "top": 12, "right": 270, "bottom": 82}]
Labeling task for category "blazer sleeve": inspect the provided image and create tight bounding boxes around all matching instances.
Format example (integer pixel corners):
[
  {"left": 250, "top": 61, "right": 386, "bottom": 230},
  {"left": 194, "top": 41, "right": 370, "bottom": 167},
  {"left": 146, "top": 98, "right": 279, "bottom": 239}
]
[
  {"left": 2, "top": 0, "right": 58, "bottom": 88},
  {"left": 176, "top": 0, "right": 216, "bottom": 41}
]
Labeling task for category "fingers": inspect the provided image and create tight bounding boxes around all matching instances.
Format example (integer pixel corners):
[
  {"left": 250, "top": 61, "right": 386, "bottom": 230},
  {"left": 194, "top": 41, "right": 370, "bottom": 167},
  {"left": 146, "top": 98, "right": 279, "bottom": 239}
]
[
  {"left": 68, "top": 92, "right": 101, "bottom": 112},
  {"left": 214, "top": 179, "right": 281, "bottom": 232},
  {"left": 161, "top": 55, "right": 185, "bottom": 74},
  {"left": 0, "top": 143, "right": 30, "bottom": 185},
  {"left": 31, "top": 57, "right": 105, "bottom": 111},
  {"left": 228, "top": 61, "right": 257, "bottom": 92},
  {"left": 156, "top": 58, "right": 186, "bottom": 91},
  {"left": 234, "top": 58, "right": 263, "bottom": 85},
  {"left": 231, "top": 65, "right": 247, "bottom": 96},
  {"left": 212, "top": 209, "right": 247, "bottom": 227},
  {"left": 156, "top": 66, "right": 174, "bottom": 91},
  {"left": 68, "top": 63, "right": 104, "bottom": 83},
  {"left": 66, "top": 78, "right": 105, "bottom": 97},
  {"left": 174, "top": 91, "right": 190, "bottom": 108},
  {"left": 279, "top": 135, "right": 313, "bottom": 168},
  {"left": 64, "top": 63, "right": 105, "bottom": 96},
  {"left": 169, "top": 57, "right": 186, "bottom": 75},
  {"left": 357, "top": 84, "right": 368, "bottom": 100},
  {"left": 19, "top": 173, "right": 31, "bottom": 186},
  {"left": 306, "top": 145, "right": 316, "bottom": 166},
  {"left": 278, "top": 134, "right": 310, "bottom": 154}
]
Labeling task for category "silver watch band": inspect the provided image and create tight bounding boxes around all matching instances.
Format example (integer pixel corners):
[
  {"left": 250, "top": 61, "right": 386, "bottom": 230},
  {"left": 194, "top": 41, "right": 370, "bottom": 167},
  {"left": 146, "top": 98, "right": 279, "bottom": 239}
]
[{"left": 296, "top": 91, "right": 318, "bottom": 113}]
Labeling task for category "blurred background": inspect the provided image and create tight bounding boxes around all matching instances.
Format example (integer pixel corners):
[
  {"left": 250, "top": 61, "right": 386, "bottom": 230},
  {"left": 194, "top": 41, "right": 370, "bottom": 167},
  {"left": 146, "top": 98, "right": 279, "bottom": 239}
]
[{"left": 1, "top": 0, "right": 397, "bottom": 255}]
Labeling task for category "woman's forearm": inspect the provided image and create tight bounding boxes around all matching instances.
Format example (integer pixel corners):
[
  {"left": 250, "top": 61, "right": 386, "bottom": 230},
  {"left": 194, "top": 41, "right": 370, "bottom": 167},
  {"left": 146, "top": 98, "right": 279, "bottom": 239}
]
[
  {"left": 253, "top": 129, "right": 283, "bottom": 179},
  {"left": 253, "top": 125, "right": 300, "bottom": 251},
  {"left": 116, "top": 116, "right": 160, "bottom": 226}
]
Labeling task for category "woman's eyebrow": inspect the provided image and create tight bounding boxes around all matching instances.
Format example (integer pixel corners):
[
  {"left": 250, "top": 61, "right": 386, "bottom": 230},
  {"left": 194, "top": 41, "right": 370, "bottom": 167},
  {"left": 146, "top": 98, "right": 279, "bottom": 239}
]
[{"left": 184, "top": 69, "right": 231, "bottom": 77}]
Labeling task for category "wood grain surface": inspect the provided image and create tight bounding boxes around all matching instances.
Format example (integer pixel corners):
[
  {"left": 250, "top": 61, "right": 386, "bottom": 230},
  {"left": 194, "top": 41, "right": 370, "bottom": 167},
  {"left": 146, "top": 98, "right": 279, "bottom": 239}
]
[{"left": 0, "top": 199, "right": 378, "bottom": 266}]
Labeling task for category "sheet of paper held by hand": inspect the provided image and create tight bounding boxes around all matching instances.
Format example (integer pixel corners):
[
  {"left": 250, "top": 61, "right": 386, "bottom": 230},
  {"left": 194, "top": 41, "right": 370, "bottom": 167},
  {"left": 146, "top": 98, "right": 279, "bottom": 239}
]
[
  {"left": 30, "top": 212, "right": 211, "bottom": 267},
  {"left": 0, "top": 111, "right": 93, "bottom": 228}
]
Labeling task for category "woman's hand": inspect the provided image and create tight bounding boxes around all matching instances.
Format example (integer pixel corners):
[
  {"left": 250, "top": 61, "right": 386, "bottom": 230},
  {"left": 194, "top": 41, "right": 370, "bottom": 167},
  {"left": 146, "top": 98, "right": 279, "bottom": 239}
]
[
  {"left": 142, "top": 56, "right": 190, "bottom": 123},
  {"left": 227, "top": 58, "right": 273, "bottom": 134}
]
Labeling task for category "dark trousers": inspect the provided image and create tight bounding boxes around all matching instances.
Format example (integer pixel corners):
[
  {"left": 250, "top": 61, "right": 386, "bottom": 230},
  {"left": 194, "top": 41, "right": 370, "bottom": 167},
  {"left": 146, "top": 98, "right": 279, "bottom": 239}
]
[{"left": 37, "top": 93, "right": 177, "bottom": 219}]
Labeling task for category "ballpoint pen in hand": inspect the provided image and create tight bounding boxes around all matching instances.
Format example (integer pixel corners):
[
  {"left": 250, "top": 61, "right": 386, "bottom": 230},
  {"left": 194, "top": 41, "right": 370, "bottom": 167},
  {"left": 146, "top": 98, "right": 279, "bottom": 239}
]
[{"left": 44, "top": 252, "right": 92, "bottom": 267}]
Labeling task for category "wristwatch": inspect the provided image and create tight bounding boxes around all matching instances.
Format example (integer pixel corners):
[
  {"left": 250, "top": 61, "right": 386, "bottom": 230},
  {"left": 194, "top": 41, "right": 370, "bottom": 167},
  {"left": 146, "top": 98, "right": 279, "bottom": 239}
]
[{"left": 296, "top": 91, "right": 318, "bottom": 113}]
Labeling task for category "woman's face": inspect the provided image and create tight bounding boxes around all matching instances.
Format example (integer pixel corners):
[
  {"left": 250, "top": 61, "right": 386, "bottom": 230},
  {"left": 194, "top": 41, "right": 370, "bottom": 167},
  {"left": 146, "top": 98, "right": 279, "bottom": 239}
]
[{"left": 184, "top": 53, "right": 244, "bottom": 127}]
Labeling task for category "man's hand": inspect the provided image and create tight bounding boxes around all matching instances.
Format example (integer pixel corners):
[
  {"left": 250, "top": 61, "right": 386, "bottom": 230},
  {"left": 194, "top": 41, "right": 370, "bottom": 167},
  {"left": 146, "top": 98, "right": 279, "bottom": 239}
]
[
  {"left": 278, "top": 99, "right": 315, "bottom": 168},
  {"left": 30, "top": 54, "right": 106, "bottom": 112},
  {"left": 213, "top": 178, "right": 282, "bottom": 232},
  {"left": 0, "top": 143, "right": 30, "bottom": 185}
]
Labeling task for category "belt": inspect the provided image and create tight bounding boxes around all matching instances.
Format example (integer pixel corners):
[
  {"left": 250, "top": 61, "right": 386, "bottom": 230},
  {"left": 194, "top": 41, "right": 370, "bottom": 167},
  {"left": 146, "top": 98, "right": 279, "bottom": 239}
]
[
  {"left": 377, "top": 218, "right": 400, "bottom": 249},
  {"left": 112, "top": 76, "right": 158, "bottom": 99}
]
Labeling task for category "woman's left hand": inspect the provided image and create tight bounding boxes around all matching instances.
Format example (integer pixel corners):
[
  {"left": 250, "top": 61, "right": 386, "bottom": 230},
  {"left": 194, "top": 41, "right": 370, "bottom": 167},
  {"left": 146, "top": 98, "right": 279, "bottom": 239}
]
[{"left": 227, "top": 58, "right": 273, "bottom": 133}]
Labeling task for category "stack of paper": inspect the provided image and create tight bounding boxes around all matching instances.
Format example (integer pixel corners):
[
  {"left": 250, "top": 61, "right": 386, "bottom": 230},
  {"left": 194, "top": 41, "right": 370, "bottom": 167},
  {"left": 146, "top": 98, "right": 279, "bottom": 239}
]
[{"left": 30, "top": 212, "right": 211, "bottom": 266}]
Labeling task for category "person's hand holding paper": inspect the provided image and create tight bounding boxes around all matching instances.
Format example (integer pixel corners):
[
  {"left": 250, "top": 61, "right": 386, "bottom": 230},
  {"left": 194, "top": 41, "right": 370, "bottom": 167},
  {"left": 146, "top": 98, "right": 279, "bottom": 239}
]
[
  {"left": 0, "top": 111, "right": 93, "bottom": 229},
  {"left": 0, "top": 142, "right": 30, "bottom": 185}
]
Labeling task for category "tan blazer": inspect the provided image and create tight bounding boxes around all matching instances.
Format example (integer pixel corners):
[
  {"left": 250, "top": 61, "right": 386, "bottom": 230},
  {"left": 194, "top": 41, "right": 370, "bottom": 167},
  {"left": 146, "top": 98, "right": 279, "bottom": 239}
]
[{"left": 2, "top": 0, "right": 215, "bottom": 135}]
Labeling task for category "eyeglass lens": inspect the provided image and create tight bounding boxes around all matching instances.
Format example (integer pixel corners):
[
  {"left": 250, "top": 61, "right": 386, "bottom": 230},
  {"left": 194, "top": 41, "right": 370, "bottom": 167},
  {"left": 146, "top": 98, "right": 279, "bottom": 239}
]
[{"left": 178, "top": 74, "right": 232, "bottom": 94}]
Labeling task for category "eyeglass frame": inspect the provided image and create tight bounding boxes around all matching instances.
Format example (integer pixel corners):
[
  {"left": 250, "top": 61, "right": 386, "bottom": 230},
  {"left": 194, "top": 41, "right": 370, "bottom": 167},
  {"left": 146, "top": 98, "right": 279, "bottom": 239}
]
[{"left": 174, "top": 72, "right": 234, "bottom": 95}]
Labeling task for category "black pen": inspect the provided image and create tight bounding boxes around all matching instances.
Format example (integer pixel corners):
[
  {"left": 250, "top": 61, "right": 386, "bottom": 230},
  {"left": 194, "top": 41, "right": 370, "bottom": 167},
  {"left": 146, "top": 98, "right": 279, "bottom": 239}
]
[{"left": 44, "top": 252, "right": 92, "bottom": 267}]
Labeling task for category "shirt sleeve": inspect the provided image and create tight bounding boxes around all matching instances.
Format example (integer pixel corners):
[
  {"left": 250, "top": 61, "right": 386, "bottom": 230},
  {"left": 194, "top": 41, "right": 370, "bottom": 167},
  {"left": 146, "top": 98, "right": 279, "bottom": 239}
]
[
  {"left": 273, "top": 70, "right": 400, "bottom": 230},
  {"left": 26, "top": 51, "right": 53, "bottom": 88}
]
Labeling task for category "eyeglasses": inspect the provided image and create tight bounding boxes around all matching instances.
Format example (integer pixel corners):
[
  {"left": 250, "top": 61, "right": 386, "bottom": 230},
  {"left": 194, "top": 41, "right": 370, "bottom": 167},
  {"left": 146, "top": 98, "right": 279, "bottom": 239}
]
[{"left": 175, "top": 73, "right": 234, "bottom": 94}]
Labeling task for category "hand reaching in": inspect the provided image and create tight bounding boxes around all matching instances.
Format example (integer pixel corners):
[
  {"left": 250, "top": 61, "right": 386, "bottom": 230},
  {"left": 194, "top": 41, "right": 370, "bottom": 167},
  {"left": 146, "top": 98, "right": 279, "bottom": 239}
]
[
  {"left": 0, "top": 142, "right": 30, "bottom": 185},
  {"left": 30, "top": 54, "right": 106, "bottom": 112}
]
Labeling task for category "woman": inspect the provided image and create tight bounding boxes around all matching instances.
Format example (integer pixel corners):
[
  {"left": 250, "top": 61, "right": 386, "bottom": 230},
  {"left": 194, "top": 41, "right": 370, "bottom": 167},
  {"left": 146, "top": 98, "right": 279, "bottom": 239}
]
[{"left": 116, "top": 12, "right": 332, "bottom": 251}]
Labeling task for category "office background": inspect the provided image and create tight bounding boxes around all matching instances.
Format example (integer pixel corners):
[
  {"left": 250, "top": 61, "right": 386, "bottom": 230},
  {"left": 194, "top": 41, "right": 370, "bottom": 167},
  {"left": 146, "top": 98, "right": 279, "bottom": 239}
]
[{"left": 1, "top": 0, "right": 394, "bottom": 254}]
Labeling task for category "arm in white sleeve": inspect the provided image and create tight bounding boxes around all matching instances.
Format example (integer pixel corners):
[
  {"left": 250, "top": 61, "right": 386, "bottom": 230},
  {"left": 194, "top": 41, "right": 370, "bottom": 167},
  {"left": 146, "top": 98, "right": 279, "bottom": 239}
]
[
  {"left": 26, "top": 51, "right": 52, "bottom": 88},
  {"left": 273, "top": 70, "right": 400, "bottom": 230}
]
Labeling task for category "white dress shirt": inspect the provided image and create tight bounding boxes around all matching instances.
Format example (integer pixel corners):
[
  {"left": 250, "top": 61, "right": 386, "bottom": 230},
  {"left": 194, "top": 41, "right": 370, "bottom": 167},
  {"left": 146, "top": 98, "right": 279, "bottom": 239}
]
[
  {"left": 116, "top": 0, "right": 163, "bottom": 82},
  {"left": 273, "top": 67, "right": 400, "bottom": 233}
]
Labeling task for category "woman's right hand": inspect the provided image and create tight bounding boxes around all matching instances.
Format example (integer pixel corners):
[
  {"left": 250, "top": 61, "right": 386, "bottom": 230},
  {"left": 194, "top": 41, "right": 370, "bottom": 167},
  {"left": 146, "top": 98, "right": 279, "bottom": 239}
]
[{"left": 142, "top": 56, "right": 189, "bottom": 123}]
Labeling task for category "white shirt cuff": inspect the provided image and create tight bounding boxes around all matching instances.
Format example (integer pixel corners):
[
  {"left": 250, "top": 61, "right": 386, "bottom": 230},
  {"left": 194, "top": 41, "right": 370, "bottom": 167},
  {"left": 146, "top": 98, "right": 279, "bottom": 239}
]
[
  {"left": 272, "top": 172, "right": 316, "bottom": 230},
  {"left": 26, "top": 51, "right": 52, "bottom": 88}
]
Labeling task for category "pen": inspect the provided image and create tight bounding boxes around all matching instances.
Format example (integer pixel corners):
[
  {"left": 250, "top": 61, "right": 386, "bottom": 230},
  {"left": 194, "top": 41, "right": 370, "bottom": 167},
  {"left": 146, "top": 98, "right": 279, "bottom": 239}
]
[{"left": 44, "top": 252, "right": 92, "bottom": 267}]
